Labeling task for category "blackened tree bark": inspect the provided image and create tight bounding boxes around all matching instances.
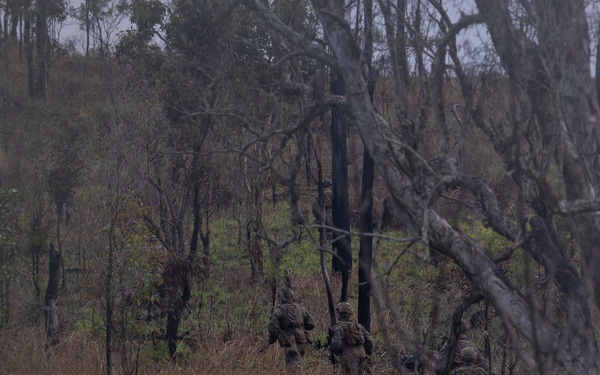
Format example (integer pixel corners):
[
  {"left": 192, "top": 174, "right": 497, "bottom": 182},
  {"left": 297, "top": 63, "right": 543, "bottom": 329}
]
[
  {"left": 329, "top": 0, "right": 352, "bottom": 304},
  {"left": 357, "top": 0, "right": 375, "bottom": 333},
  {"left": 44, "top": 243, "right": 60, "bottom": 343},
  {"left": 163, "top": 253, "right": 192, "bottom": 359},
  {"left": 596, "top": 31, "right": 600, "bottom": 112},
  {"left": 330, "top": 68, "right": 352, "bottom": 302}
]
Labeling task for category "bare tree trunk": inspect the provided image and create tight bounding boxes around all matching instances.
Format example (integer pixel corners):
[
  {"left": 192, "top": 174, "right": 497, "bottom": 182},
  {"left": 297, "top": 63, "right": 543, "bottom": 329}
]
[
  {"left": 357, "top": 0, "right": 375, "bottom": 333},
  {"left": 105, "top": 241, "right": 113, "bottom": 375},
  {"left": 596, "top": 31, "right": 600, "bottom": 106},
  {"left": 23, "top": 18, "right": 34, "bottom": 96},
  {"left": 164, "top": 257, "right": 191, "bottom": 360},
  {"left": 330, "top": 67, "right": 351, "bottom": 300},
  {"left": 44, "top": 243, "right": 60, "bottom": 343},
  {"left": 35, "top": 0, "right": 49, "bottom": 100},
  {"left": 395, "top": 0, "right": 409, "bottom": 84}
]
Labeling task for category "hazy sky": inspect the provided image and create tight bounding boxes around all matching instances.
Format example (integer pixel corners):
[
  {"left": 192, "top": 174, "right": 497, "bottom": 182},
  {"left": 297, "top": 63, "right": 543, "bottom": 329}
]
[{"left": 56, "top": 0, "right": 597, "bottom": 74}]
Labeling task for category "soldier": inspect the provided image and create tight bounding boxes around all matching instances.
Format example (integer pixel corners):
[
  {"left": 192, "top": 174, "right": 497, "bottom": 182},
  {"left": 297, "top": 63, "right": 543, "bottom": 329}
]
[
  {"left": 267, "top": 288, "right": 316, "bottom": 370},
  {"left": 312, "top": 178, "right": 333, "bottom": 240},
  {"left": 451, "top": 347, "right": 487, "bottom": 375},
  {"left": 330, "top": 302, "right": 374, "bottom": 374},
  {"left": 444, "top": 324, "right": 485, "bottom": 373}
]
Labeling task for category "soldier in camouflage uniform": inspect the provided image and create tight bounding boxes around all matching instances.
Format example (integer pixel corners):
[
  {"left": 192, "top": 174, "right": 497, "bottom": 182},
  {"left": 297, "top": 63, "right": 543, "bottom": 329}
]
[
  {"left": 312, "top": 179, "right": 333, "bottom": 240},
  {"left": 330, "top": 302, "right": 374, "bottom": 374},
  {"left": 451, "top": 347, "right": 487, "bottom": 375},
  {"left": 438, "top": 324, "right": 486, "bottom": 374},
  {"left": 268, "top": 288, "right": 316, "bottom": 369},
  {"left": 451, "top": 325, "right": 485, "bottom": 370}
]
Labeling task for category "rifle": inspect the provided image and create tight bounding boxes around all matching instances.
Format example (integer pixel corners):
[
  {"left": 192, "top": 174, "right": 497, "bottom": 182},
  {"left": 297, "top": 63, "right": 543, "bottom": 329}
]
[{"left": 259, "top": 326, "right": 283, "bottom": 353}]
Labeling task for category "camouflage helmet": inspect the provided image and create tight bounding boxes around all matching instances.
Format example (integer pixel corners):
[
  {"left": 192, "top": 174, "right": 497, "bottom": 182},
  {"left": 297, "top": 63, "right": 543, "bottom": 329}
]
[
  {"left": 322, "top": 179, "right": 332, "bottom": 187},
  {"left": 335, "top": 302, "right": 354, "bottom": 317},
  {"left": 461, "top": 347, "right": 477, "bottom": 361},
  {"left": 279, "top": 287, "right": 295, "bottom": 303}
]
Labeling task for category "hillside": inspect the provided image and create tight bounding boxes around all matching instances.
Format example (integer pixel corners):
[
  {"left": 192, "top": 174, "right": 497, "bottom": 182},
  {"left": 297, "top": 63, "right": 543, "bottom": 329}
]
[{"left": 2, "top": 1, "right": 600, "bottom": 374}]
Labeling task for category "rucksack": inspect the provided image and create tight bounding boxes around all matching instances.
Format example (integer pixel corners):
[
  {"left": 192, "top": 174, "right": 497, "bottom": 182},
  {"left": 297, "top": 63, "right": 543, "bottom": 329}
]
[
  {"left": 280, "top": 303, "right": 303, "bottom": 328},
  {"left": 340, "top": 321, "right": 365, "bottom": 345}
]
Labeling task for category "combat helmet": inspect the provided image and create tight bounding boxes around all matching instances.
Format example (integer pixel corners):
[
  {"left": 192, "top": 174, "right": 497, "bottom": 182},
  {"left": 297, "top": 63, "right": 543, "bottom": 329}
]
[
  {"left": 279, "top": 287, "right": 295, "bottom": 303},
  {"left": 322, "top": 179, "right": 332, "bottom": 187},
  {"left": 461, "top": 346, "right": 477, "bottom": 362},
  {"left": 335, "top": 302, "right": 354, "bottom": 317}
]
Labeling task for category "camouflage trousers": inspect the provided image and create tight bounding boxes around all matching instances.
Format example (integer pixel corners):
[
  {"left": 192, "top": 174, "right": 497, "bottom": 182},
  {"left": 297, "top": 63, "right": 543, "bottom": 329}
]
[
  {"left": 339, "top": 355, "right": 373, "bottom": 375},
  {"left": 281, "top": 333, "right": 309, "bottom": 372}
]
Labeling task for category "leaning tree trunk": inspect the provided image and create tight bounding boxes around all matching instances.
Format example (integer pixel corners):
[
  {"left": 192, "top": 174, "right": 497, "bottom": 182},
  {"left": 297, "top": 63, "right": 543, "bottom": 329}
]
[
  {"left": 246, "top": 0, "right": 600, "bottom": 372},
  {"left": 307, "top": 0, "right": 600, "bottom": 373},
  {"left": 474, "top": 0, "right": 600, "bottom": 315}
]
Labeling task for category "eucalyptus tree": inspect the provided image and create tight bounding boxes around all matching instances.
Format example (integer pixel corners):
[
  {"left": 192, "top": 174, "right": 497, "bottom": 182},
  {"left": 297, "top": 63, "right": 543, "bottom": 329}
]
[
  {"left": 22, "top": 0, "right": 66, "bottom": 98},
  {"left": 70, "top": 0, "right": 125, "bottom": 57},
  {"left": 239, "top": 0, "right": 600, "bottom": 373},
  {"left": 117, "top": 0, "right": 267, "bottom": 358}
]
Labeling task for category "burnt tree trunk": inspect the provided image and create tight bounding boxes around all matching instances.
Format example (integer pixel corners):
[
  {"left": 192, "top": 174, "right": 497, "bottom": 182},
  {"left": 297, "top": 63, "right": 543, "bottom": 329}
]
[
  {"left": 330, "top": 14, "right": 352, "bottom": 301},
  {"left": 164, "top": 257, "right": 191, "bottom": 360},
  {"left": 357, "top": 0, "right": 375, "bottom": 332},
  {"left": 44, "top": 243, "right": 60, "bottom": 343}
]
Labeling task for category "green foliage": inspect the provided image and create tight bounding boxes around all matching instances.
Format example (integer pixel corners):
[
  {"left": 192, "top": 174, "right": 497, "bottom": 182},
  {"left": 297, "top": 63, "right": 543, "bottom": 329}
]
[
  {"left": 141, "top": 340, "right": 170, "bottom": 361},
  {"left": 128, "top": 0, "right": 166, "bottom": 39},
  {"left": 458, "top": 217, "right": 512, "bottom": 257}
]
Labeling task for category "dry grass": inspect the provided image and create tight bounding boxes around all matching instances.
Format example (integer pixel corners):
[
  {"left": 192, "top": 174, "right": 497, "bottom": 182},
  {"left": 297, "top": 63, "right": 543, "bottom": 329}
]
[{"left": 0, "top": 320, "right": 401, "bottom": 375}]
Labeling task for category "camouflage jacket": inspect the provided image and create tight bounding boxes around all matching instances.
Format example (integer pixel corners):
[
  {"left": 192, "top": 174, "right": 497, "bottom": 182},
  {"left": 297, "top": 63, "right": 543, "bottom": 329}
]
[
  {"left": 268, "top": 302, "right": 315, "bottom": 346},
  {"left": 330, "top": 318, "right": 373, "bottom": 359}
]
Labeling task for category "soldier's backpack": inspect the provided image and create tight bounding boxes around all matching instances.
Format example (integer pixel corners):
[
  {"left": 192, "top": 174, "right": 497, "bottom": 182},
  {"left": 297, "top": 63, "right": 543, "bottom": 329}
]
[
  {"left": 280, "top": 303, "right": 303, "bottom": 328},
  {"left": 340, "top": 321, "right": 365, "bottom": 345}
]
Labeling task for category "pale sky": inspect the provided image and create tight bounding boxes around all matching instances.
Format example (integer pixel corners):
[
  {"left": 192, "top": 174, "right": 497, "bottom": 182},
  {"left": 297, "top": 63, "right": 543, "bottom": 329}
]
[{"left": 56, "top": 0, "right": 597, "bottom": 75}]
